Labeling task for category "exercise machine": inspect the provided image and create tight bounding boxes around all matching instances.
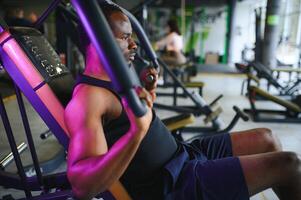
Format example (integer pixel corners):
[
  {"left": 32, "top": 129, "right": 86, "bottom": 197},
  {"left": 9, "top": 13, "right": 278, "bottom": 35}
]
[
  {"left": 242, "top": 64, "right": 301, "bottom": 123},
  {"left": 0, "top": 1, "right": 196, "bottom": 199}
]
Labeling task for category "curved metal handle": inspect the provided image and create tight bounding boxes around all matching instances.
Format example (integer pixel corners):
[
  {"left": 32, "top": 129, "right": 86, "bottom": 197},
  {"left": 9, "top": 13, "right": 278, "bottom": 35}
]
[
  {"left": 125, "top": 89, "right": 147, "bottom": 117},
  {"left": 72, "top": 0, "right": 147, "bottom": 117},
  {"left": 233, "top": 106, "right": 249, "bottom": 121}
]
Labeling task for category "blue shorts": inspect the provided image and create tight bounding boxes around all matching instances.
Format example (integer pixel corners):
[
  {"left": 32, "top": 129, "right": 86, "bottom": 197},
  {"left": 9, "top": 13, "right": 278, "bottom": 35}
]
[{"left": 163, "top": 133, "right": 249, "bottom": 200}]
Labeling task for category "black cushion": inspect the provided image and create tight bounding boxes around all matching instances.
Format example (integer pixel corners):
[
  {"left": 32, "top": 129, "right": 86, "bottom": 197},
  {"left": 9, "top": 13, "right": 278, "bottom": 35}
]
[{"left": 10, "top": 27, "right": 75, "bottom": 107}]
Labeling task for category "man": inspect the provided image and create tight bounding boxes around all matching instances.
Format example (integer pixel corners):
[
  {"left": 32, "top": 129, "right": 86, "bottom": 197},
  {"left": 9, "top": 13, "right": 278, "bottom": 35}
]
[{"left": 65, "top": 4, "right": 301, "bottom": 200}]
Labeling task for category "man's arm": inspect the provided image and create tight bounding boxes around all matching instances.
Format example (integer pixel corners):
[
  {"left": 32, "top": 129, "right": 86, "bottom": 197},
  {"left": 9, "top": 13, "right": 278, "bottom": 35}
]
[
  {"left": 65, "top": 87, "right": 152, "bottom": 199},
  {"left": 155, "top": 35, "right": 169, "bottom": 50}
]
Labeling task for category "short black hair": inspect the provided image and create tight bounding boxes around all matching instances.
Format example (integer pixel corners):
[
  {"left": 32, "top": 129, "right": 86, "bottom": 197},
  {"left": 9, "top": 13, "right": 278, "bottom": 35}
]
[{"left": 77, "top": 3, "right": 123, "bottom": 55}]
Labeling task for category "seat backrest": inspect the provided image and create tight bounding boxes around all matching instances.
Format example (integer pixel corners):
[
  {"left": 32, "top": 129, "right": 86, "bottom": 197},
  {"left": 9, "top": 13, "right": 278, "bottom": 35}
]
[{"left": 0, "top": 27, "right": 74, "bottom": 149}]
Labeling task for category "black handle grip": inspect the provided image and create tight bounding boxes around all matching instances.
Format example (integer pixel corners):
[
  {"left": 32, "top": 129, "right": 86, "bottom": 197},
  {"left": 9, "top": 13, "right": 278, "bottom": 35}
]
[
  {"left": 233, "top": 106, "right": 249, "bottom": 121},
  {"left": 40, "top": 130, "right": 53, "bottom": 140}
]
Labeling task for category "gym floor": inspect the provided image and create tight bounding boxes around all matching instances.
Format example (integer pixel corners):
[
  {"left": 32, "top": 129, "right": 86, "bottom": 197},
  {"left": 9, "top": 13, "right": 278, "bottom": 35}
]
[
  {"left": 157, "top": 72, "right": 301, "bottom": 200},
  {"left": 1, "top": 72, "right": 300, "bottom": 199}
]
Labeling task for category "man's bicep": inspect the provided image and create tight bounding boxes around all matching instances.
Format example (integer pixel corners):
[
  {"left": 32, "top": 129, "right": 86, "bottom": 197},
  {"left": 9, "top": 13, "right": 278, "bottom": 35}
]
[{"left": 66, "top": 108, "right": 108, "bottom": 166}]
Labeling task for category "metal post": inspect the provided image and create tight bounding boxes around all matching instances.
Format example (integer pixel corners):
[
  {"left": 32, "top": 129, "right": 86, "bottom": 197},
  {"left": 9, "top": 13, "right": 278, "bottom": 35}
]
[
  {"left": 0, "top": 95, "right": 32, "bottom": 198},
  {"left": 181, "top": 0, "right": 186, "bottom": 44},
  {"left": 14, "top": 85, "right": 44, "bottom": 189},
  {"left": 262, "top": 0, "right": 282, "bottom": 68},
  {"left": 225, "top": 0, "right": 237, "bottom": 64},
  {"left": 255, "top": 8, "right": 263, "bottom": 62},
  {"left": 34, "top": 0, "right": 63, "bottom": 29},
  {"left": 0, "top": 142, "right": 27, "bottom": 170}
]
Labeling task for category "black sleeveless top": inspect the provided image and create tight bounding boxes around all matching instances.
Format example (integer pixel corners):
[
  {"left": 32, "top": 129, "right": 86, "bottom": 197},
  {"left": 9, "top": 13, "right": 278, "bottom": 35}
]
[{"left": 75, "top": 74, "right": 179, "bottom": 187}]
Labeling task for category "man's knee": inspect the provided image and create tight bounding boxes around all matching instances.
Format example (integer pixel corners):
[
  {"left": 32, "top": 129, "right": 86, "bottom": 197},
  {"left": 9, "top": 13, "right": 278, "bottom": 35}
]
[
  {"left": 283, "top": 152, "right": 300, "bottom": 168},
  {"left": 279, "top": 152, "right": 301, "bottom": 177},
  {"left": 256, "top": 128, "right": 282, "bottom": 152}
]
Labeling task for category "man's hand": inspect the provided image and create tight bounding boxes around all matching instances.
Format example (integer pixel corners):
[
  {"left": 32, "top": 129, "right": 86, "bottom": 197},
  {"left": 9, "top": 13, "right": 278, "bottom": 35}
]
[
  {"left": 121, "top": 87, "right": 153, "bottom": 141},
  {"left": 139, "top": 67, "right": 158, "bottom": 102}
]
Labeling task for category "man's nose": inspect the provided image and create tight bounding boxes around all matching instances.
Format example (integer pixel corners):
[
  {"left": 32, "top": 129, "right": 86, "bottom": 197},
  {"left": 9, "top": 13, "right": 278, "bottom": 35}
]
[{"left": 129, "top": 38, "right": 137, "bottom": 50}]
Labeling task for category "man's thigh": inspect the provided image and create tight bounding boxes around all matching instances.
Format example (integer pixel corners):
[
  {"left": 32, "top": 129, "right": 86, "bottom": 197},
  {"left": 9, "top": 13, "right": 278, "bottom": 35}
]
[
  {"left": 166, "top": 156, "right": 249, "bottom": 200},
  {"left": 190, "top": 133, "right": 233, "bottom": 159}
]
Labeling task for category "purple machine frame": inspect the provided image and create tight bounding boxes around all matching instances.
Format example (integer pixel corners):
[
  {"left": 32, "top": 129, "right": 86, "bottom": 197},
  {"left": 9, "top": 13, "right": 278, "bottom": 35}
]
[
  {"left": 0, "top": 0, "right": 171, "bottom": 198},
  {"left": 0, "top": 0, "right": 139, "bottom": 199}
]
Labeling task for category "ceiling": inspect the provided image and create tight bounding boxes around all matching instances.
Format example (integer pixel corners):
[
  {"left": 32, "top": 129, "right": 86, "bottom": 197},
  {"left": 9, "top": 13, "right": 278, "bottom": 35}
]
[
  {"left": 0, "top": 0, "right": 53, "bottom": 6},
  {"left": 0, "top": 0, "right": 247, "bottom": 10},
  {"left": 153, "top": 0, "right": 228, "bottom": 7},
  {"left": 115, "top": 0, "right": 230, "bottom": 10}
]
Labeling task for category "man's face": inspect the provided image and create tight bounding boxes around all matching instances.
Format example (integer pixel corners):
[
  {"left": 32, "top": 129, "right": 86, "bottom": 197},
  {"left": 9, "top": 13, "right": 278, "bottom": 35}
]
[{"left": 108, "top": 11, "right": 137, "bottom": 64}]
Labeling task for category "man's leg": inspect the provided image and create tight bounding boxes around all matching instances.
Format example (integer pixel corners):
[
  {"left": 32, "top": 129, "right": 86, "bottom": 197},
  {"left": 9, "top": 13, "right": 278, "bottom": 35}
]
[
  {"left": 230, "top": 128, "right": 282, "bottom": 156},
  {"left": 240, "top": 151, "right": 301, "bottom": 199}
]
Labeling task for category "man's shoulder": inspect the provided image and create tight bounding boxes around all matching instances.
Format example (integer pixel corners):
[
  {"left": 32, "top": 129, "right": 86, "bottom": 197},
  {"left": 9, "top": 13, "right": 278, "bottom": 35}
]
[
  {"left": 65, "top": 84, "right": 115, "bottom": 116},
  {"left": 77, "top": 84, "right": 115, "bottom": 98}
]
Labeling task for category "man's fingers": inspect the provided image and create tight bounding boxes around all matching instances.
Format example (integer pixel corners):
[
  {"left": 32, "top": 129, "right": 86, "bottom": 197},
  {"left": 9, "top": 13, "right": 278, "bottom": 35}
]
[
  {"left": 135, "top": 86, "right": 153, "bottom": 108},
  {"left": 150, "top": 92, "right": 156, "bottom": 102}
]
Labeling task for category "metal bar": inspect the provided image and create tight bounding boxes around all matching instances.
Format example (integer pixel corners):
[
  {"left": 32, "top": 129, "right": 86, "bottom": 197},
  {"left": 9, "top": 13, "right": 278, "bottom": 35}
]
[
  {"left": 18, "top": 190, "right": 73, "bottom": 200},
  {"left": 14, "top": 85, "right": 44, "bottom": 189},
  {"left": 219, "top": 114, "right": 240, "bottom": 133},
  {"left": 154, "top": 103, "right": 203, "bottom": 115},
  {"left": 156, "top": 92, "right": 187, "bottom": 98},
  {"left": 0, "top": 170, "right": 69, "bottom": 191},
  {"left": 253, "top": 117, "right": 301, "bottom": 123},
  {"left": 158, "top": 58, "right": 210, "bottom": 115},
  {"left": 0, "top": 142, "right": 27, "bottom": 170},
  {"left": 284, "top": 79, "right": 301, "bottom": 95},
  {"left": 0, "top": 94, "right": 32, "bottom": 197},
  {"left": 173, "top": 84, "right": 177, "bottom": 106},
  {"left": 34, "top": 0, "right": 63, "bottom": 29},
  {"left": 40, "top": 129, "right": 53, "bottom": 140},
  {"left": 57, "top": 4, "right": 79, "bottom": 23},
  {"left": 0, "top": 16, "right": 8, "bottom": 33}
]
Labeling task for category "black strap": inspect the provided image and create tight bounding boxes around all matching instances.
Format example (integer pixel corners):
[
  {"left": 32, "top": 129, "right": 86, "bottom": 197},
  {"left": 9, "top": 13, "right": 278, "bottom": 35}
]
[{"left": 75, "top": 74, "right": 120, "bottom": 98}]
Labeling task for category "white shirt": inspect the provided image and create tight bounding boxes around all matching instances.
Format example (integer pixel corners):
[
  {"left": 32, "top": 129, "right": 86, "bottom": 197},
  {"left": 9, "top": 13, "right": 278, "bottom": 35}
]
[{"left": 156, "top": 32, "right": 184, "bottom": 53}]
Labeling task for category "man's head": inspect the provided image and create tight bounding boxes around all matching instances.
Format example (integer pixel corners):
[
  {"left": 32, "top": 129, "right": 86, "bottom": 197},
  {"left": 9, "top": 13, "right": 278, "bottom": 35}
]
[{"left": 79, "top": 4, "right": 137, "bottom": 64}]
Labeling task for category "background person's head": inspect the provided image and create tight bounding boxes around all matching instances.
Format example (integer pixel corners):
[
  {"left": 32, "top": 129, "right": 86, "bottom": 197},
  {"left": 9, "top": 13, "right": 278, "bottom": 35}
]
[
  {"left": 5, "top": 7, "right": 24, "bottom": 19},
  {"left": 79, "top": 4, "right": 137, "bottom": 65},
  {"left": 28, "top": 12, "right": 38, "bottom": 23},
  {"left": 167, "top": 19, "right": 181, "bottom": 35}
]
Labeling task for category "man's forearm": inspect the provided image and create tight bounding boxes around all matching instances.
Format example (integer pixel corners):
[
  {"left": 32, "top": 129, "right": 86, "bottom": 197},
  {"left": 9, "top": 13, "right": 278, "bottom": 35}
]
[{"left": 68, "top": 132, "right": 143, "bottom": 199}]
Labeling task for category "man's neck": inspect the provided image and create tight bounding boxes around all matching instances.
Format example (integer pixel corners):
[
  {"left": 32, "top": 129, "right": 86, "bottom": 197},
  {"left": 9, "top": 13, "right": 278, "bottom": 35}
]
[
  {"left": 84, "top": 61, "right": 133, "bottom": 82},
  {"left": 84, "top": 63, "right": 111, "bottom": 82}
]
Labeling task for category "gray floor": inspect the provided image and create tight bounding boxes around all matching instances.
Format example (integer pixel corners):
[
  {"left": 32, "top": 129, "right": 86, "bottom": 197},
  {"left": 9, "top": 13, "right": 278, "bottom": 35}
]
[
  {"left": 0, "top": 73, "right": 300, "bottom": 199},
  {"left": 156, "top": 73, "right": 301, "bottom": 200}
]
